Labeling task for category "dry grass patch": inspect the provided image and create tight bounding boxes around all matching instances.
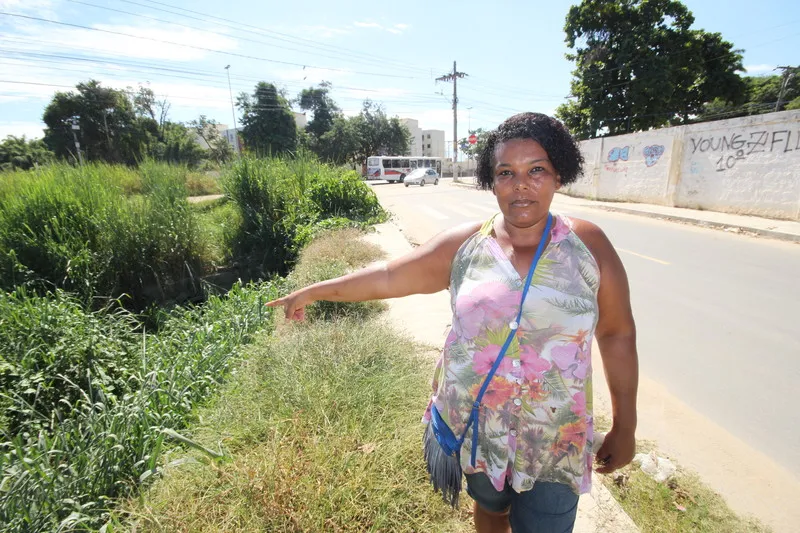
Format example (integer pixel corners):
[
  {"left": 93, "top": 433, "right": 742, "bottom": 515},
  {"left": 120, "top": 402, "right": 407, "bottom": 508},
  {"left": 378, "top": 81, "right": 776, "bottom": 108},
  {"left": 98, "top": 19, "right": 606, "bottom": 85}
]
[
  {"left": 118, "top": 320, "right": 471, "bottom": 532},
  {"left": 288, "top": 228, "right": 387, "bottom": 321}
]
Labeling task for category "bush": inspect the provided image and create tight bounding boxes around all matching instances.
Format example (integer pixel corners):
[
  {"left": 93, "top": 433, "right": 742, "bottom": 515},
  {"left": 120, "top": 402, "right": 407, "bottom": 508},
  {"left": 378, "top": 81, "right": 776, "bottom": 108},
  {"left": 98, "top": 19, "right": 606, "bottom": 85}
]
[
  {"left": 0, "top": 162, "right": 205, "bottom": 309},
  {"left": 224, "top": 154, "right": 387, "bottom": 277},
  {"left": 0, "top": 282, "right": 279, "bottom": 532}
]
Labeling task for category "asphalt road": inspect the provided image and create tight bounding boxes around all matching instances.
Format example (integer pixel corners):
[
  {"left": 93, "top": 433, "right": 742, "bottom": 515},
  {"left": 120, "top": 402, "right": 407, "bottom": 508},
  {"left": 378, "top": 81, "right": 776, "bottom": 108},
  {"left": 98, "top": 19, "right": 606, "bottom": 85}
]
[{"left": 369, "top": 179, "right": 800, "bottom": 480}]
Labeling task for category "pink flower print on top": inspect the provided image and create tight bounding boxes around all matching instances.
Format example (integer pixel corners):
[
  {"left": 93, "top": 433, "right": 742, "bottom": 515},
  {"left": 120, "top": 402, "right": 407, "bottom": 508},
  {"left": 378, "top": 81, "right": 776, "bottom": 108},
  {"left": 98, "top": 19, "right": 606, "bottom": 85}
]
[
  {"left": 473, "top": 344, "right": 513, "bottom": 376},
  {"left": 519, "top": 345, "right": 551, "bottom": 380},
  {"left": 550, "top": 215, "right": 571, "bottom": 244},
  {"left": 551, "top": 342, "right": 590, "bottom": 380},
  {"left": 571, "top": 390, "right": 586, "bottom": 418},
  {"left": 455, "top": 281, "right": 521, "bottom": 340}
]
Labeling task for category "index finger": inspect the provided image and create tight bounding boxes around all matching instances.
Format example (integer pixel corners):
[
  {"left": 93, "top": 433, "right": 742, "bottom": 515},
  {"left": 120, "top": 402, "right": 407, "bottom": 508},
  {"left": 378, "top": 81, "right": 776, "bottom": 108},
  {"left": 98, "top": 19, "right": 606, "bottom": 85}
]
[{"left": 265, "top": 297, "right": 285, "bottom": 307}]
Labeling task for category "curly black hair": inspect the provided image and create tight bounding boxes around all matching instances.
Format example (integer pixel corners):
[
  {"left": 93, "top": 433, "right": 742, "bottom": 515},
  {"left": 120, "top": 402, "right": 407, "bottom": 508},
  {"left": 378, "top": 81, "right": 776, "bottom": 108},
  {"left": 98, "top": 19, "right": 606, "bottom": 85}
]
[{"left": 475, "top": 112, "right": 584, "bottom": 190}]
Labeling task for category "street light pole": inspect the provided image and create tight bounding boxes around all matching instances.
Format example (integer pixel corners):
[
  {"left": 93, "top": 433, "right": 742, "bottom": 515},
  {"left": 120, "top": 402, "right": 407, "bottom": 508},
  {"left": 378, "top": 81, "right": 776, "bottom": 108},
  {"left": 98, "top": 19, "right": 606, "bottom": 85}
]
[{"left": 225, "top": 65, "right": 240, "bottom": 155}]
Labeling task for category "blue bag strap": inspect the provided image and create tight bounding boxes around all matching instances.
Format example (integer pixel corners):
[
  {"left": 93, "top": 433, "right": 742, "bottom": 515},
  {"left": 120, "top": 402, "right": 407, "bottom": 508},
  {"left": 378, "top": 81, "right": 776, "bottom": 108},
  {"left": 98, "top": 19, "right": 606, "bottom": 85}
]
[{"left": 464, "top": 213, "right": 553, "bottom": 465}]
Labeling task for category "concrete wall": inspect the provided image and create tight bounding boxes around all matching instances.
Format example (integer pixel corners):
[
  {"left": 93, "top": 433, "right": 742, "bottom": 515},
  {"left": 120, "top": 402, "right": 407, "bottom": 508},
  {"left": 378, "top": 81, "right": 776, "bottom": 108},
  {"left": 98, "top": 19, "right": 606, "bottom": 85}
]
[
  {"left": 563, "top": 110, "right": 800, "bottom": 220},
  {"left": 677, "top": 112, "right": 800, "bottom": 219}
]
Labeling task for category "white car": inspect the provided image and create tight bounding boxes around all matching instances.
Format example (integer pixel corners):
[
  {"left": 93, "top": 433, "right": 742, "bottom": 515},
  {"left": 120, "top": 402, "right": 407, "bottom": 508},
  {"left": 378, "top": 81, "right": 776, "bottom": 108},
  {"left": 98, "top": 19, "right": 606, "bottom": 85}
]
[{"left": 404, "top": 168, "right": 439, "bottom": 187}]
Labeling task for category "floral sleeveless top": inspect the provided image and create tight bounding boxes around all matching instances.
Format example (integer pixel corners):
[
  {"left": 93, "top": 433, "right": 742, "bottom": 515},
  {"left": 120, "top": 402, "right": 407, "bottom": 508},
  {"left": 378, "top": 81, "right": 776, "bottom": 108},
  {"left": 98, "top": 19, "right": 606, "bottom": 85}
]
[{"left": 423, "top": 213, "right": 600, "bottom": 495}]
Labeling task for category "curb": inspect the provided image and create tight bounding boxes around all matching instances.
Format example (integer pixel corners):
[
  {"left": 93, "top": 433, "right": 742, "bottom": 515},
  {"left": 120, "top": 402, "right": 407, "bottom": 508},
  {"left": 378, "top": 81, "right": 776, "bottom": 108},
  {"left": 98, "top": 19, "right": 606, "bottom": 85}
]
[{"left": 588, "top": 205, "right": 800, "bottom": 243}]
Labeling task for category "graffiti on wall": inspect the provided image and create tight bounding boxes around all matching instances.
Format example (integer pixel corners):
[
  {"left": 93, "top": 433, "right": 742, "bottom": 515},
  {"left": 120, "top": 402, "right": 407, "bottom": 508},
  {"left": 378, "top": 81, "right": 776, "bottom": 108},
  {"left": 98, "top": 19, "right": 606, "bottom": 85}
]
[
  {"left": 607, "top": 146, "right": 629, "bottom": 162},
  {"left": 688, "top": 129, "right": 800, "bottom": 172},
  {"left": 604, "top": 146, "right": 630, "bottom": 173},
  {"left": 643, "top": 145, "right": 665, "bottom": 167}
]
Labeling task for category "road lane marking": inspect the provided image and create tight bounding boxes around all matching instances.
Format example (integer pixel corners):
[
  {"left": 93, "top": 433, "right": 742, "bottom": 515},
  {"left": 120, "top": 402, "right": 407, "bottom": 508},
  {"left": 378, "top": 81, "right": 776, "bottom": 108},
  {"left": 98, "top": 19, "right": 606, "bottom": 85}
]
[
  {"left": 418, "top": 205, "right": 449, "bottom": 220},
  {"left": 616, "top": 247, "right": 670, "bottom": 265},
  {"left": 464, "top": 202, "right": 499, "bottom": 215},
  {"left": 445, "top": 203, "right": 483, "bottom": 218}
]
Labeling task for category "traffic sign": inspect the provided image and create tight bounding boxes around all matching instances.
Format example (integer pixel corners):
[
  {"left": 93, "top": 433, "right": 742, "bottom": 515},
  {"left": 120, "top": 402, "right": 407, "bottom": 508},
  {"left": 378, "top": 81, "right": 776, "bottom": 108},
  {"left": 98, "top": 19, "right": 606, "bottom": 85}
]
[{"left": 468, "top": 134, "right": 478, "bottom": 145}]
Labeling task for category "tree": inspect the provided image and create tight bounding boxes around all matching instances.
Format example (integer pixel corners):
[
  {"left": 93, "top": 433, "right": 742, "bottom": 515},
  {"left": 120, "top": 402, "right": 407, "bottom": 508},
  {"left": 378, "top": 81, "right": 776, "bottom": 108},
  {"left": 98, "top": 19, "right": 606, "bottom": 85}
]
[
  {"left": 188, "top": 115, "right": 234, "bottom": 164},
  {"left": 130, "top": 85, "right": 170, "bottom": 133},
  {"left": 697, "top": 71, "right": 800, "bottom": 121},
  {"left": 237, "top": 82, "right": 297, "bottom": 156},
  {"left": 296, "top": 81, "right": 341, "bottom": 139},
  {"left": 458, "top": 128, "right": 490, "bottom": 160},
  {"left": 316, "top": 116, "right": 361, "bottom": 165},
  {"left": 0, "top": 135, "right": 54, "bottom": 171},
  {"left": 350, "top": 100, "right": 410, "bottom": 164},
  {"left": 557, "top": 0, "right": 746, "bottom": 138},
  {"left": 42, "top": 80, "right": 153, "bottom": 165}
]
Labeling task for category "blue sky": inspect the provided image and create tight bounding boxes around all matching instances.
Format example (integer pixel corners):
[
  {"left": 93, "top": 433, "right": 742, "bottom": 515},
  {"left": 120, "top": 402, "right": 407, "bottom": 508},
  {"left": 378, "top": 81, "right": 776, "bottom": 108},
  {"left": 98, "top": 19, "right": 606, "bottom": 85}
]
[{"left": 1, "top": 0, "right": 799, "bottom": 155}]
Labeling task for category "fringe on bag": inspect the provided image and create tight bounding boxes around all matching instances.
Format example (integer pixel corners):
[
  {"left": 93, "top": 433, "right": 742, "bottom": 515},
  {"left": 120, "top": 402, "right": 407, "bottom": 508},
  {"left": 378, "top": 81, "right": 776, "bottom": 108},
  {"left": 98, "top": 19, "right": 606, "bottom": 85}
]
[{"left": 423, "top": 422, "right": 462, "bottom": 508}]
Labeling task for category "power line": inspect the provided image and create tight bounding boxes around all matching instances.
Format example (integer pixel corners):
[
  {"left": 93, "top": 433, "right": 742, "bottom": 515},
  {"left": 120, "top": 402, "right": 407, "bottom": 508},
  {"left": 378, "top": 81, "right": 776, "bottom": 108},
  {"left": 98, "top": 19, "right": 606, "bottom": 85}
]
[
  {"left": 64, "top": 0, "right": 427, "bottom": 76},
  {"left": 114, "top": 0, "right": 434, "bottom": 75},
  {"left": 0, "top": 12, "right": 421, "bottom": 79}
]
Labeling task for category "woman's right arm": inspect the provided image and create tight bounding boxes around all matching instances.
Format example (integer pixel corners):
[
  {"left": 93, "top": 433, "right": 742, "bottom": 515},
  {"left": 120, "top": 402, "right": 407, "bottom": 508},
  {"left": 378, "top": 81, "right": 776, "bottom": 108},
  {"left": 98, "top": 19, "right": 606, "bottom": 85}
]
[{"left": 266, "top": 221, "right": 482, "bottom": 320}]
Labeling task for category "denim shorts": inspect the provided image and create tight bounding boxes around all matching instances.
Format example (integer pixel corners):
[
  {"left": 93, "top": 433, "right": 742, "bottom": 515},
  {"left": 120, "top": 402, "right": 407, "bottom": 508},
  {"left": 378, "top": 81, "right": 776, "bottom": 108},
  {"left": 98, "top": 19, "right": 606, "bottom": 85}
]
[{"left": 466, "top": 473, "right": 580, "bottom": 533}]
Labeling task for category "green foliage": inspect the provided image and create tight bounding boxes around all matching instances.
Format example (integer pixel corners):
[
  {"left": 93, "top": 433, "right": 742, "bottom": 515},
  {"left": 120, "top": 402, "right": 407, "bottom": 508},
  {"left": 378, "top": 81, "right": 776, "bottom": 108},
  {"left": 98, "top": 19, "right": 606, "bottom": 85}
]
[
  {"left": 697, "top": 72, "right": 800, "bottom": 120},
  {"left": 557, "top": 0, "right": 745, "bottom": 138},
  {"left": 224, "top": 153, "right": 387, "bottom": 277},
  {"left": 148, "top": 122, "right": 207, "bottom": 168},
  {"left": 308, "top": 167, "right": 385, "bottom": 221},
  {"left": 0, "top": 135, "right": 54, "bottom": 171},
  {"left": 0, "top": 162, "right": 205, "bottom": 309},
  {"left": 351, "top": 100, "right": 411, "bottom": 161},
  {"left": 296, "top": 81, "right": 341, "bottom": 139},
  {"left": 786, "top": 96, "right": 800, "bottom": 110},
  {"left": 43, "top": 80, "right": 154, "bottom": 165},
  {"left": 39, "top": 80, "right": 216, "bottom": 168},
  {"left": 0, "top": 282, "right": 278, "bottom": 532},
  {"left": 237, "top": 82, "right": 297, "bottom": 156}
]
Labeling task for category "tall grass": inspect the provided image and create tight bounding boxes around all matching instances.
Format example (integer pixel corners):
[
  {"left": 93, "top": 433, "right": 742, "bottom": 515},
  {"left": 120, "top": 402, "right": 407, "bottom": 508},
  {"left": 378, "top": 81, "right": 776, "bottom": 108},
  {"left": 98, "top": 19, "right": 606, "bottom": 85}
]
[
  {"left": 224, "top": 153, "right": 387, "bottom": 278},
  {"left": 0, "top": 282, "right": 279, "bottom": 532},
  {"left": 0, "top": 162, "right": 206, "bottom": 309}
]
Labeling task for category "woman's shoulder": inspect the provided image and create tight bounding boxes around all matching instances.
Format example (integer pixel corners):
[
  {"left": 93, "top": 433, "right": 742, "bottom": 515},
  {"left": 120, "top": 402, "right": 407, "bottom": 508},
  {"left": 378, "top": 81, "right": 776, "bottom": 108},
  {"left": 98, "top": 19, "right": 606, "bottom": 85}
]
[{"left": 560, "top": 215, "right": 616, "bottom": 272}]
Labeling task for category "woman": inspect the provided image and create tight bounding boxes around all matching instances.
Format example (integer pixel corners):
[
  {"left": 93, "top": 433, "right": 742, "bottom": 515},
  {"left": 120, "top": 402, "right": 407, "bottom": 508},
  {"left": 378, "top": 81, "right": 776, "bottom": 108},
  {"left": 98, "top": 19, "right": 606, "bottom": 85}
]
[{"left": 267, "top": 112, "right": 638, "bottom": 533}]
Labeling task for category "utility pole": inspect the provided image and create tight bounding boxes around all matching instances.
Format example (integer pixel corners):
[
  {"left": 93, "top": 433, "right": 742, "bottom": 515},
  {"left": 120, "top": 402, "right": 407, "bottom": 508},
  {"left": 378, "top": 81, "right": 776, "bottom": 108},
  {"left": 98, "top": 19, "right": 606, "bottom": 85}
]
[
  {"left": 436, "top": 61, "right": 468, "bottom": 167},
  {"left": 775, "top": 66, "right": 798, "bottom": 112},
  {"left": 70, "top": 116, "right": 84, "bottom": 167},
  {"left": 225, "top": 65, "right": 240, "bottom": 155}
]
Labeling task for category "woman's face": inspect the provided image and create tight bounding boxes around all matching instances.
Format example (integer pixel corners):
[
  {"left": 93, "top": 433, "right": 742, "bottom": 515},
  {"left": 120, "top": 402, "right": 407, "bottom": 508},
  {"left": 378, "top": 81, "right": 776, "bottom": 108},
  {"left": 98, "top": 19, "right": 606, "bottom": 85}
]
[{"left": 492, "top": 138, "right": 560, "bottom": 229}]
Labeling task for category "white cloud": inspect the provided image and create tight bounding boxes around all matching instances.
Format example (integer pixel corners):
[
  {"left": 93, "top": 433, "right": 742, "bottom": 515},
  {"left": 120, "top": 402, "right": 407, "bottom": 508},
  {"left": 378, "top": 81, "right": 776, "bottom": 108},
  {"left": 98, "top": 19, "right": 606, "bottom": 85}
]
[
  {"left": 742, "top": 64, "right": 776, "bottom": 74},
  {"left": 0, "top": 0, "right": 57, "bottom": 17},
  {"left": 299, "top": 25, "right": 350, "bottom": 39},
  {"left": 353, "top": 21, "right": 382, "bottom": 29},
  {"left": 3, "top": 21, "right": 238, "bottom": 63},
  {"left": 352, "top": 21, "right": 409, "bottom": 34},
  {"left": 0, "top": 121, "right": 47, "bottom": 140}
]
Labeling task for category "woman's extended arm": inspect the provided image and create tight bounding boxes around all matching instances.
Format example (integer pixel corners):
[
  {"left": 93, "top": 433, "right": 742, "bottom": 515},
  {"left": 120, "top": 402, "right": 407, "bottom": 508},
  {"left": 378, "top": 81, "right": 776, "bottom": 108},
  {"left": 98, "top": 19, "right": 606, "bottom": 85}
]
[{"left": 266, "top": 222, "right": 482, "bottom": 321}]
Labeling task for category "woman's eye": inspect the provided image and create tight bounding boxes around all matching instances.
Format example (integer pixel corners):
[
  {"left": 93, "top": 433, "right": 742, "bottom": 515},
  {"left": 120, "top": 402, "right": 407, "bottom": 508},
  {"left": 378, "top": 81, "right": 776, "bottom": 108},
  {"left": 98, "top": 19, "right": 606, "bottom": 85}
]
[{"left": 530, "top": 166, "right": 545, "bottom": 173}]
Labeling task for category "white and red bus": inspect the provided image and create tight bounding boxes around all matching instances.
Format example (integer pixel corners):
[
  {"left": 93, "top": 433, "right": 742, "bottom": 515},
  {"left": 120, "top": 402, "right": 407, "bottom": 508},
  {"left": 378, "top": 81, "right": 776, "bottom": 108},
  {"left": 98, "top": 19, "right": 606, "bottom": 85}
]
[{"left": 365, "top": 156, "right": 442, "bottom": 183}]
